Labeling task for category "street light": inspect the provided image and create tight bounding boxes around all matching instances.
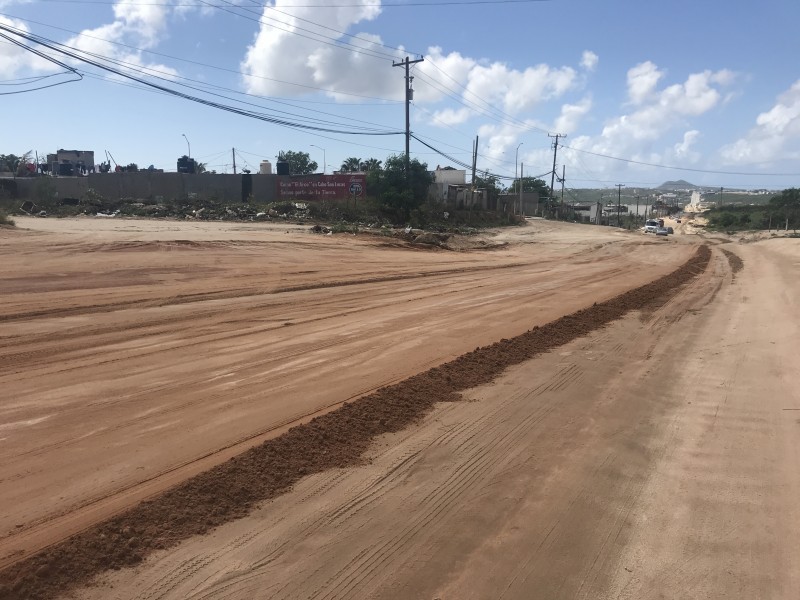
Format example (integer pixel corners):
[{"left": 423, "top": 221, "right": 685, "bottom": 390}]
[
  {"left": 515, "top": 142, "right": 523, "bottom": 215},
  {"left": 182, "top": 133, "right": 191, "bottom": 159},
  {"left": 310, "top": 144, "right": 326, "bottom": 174}
]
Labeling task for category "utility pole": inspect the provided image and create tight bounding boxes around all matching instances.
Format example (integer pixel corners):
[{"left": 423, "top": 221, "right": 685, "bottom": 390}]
[
  {"left": 519, "top": 162, "right": 523, "bottom": 216},
  {"left": 232, "top": 148, "right": 236, "bottom": 175},
  {"left": 560, "top": 164, "right": 565, "bottom": 206},
  {"left": 616, "top": 184, "right": 625, "bottom": 227},
  {"left": 392, "top": 55, "right": 424, "bottom": 173},
  {"left": 471, "top": 135, "right": 478, "bottom": 188},
  {"left": 636, "top": 195, "right": 640, "bottom": 227},
  {"left": 548, "top": 133, "right": 566, "bottom": 202}
]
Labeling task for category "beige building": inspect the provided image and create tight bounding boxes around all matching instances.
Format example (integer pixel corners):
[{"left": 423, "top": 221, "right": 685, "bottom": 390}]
[{"left": 47, "top": 149, "right": 95, "bottom": 176}]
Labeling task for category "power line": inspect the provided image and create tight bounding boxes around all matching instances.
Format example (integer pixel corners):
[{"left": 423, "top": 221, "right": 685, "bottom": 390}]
[
  {"left": 560, "top": 144, "right": 800, "bottom": 177},
  {"left": 0, "top": 29, "right": 82, "bottom": 94},
  {"left": 411, "top": 133, "right": 549, "bottom": 182},
  {"left": 0, "top": 12, "right": 403, "bottom": 103},
  {"left": 219, "top": 0, "right": 409, "bottom": 58},
  {"left": 31, "top": 0, "right": 555, "bottom": 7},
  {"left": 424, "top": 60, "right": 548, "bottom": 134},
  {"left": 0, "top": 22, "right": 404, "bottom": 136},
  {"left": 196, "top": 0, "right": 398, "bottom": 63}
]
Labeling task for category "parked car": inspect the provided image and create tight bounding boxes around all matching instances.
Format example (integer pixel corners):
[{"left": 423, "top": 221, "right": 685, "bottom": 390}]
[
  {"left": 676, "top": 219, "right": 682, "bottom": 223},
  {"left": 667, "top": 226, "right": 674, "bottom": 234},
  {"left": 656, "top": 227, "right": 669, "bottom": 236}
]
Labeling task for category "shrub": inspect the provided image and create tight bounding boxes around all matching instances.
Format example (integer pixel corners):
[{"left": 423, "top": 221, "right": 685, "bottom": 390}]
[{"left": 0, "top": 211, "right": 15, "bottom": 226}]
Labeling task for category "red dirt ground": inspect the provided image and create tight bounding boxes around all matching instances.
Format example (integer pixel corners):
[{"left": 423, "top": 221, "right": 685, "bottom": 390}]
[{"left": 0, "top": 245, "right": 710, "bottom": 600}]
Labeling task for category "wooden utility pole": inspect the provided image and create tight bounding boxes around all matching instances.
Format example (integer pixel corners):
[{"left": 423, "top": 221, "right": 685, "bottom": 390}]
[
  {"left": 392, "top": 56, "right": 424, "bottom": 172},
  {"left": 472, "top": 135, "right": 478, "bottom": 188},
  {"left": 616, "top": 184, "right": 625, "bottom": 227},
  {"left": 232, "top": 148, "right": 236, "bottom": 175},
  {"left": 548, "top": 133, "right": 566, "bottom": 202}
]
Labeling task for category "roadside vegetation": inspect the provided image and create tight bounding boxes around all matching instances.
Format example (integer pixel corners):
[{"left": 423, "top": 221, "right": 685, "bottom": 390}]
[
  {"left": 706, "top": 188, "right": 800, "bottom": 232},
  {"left": 0, "top": 210, "right": 14, "bottom": 226}
]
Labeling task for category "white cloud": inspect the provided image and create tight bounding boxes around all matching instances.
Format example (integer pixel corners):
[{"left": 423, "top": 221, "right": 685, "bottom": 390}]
[
  {"left": 554, "top": 97, "right": 592, "bottom": 134},
  {"left": 0, "top": 0, "right": 179, "bottom": 82},
  {"left": 674, "top": 130, "right": 700, "bottom": 157},
  {"left": 627, "top": 61, "right": 664, "bottom": 105},
  {"left": 241, "top": 1, "right": 388, "bottom": 98},
  {"left": 0, "top": 16, "right": 59, "bottom": 78},
  {"left": 459, "top": 62, "right": 576, "bottom": 115},
  {"left": 720, "top": 79, "right": 800, "bottom": 164},
  {"left": 109, "top": 0, "right": 169, "bottom": 49},
  {"left": 59, "top": 0, "right": 179, "bottom": 79},
  {"left": 429, "top": 107, "right": 472, "bottom": 127},
  {"left": 580, "top": 50, "right": 598, "bottom": 71},
  {"left": 240, "top": 1, "right": 578, "bottom": 118},
  {"left": 562, "top": 65, "right": 734, "bottom": 175},
  {"left": 475, "top": 121, "right": 554, "bottom": 176}
]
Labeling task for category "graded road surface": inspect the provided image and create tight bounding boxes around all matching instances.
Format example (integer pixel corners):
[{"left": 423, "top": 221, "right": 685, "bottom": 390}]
[{"left": 2, "top": 217, "right": 799, "bottom": 599}]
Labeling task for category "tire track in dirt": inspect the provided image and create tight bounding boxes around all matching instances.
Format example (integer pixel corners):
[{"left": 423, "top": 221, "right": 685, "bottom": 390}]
[
  {"left": 0, "top": 246, "right": 710, "bottom": 600},
  {"left": 0, "top": 262, "right": 530, "bottom": 324},
  {"left": 197, "top": 324, "right": 646, "bottom": 600}
]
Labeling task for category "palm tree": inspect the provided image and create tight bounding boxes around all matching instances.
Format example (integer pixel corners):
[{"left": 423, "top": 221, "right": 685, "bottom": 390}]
[
  {"left": 340, "top": 157, "right": 362, "bottom": 172},
  {"left": 361, "top": 158, "right": 382, "bottom": 171}
]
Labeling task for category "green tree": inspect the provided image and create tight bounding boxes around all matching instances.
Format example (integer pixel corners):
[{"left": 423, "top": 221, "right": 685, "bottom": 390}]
[
  {"left": 367, "top": 154, "right": 434, "bottom": 220},
  {"left": 507, "top": 176, "right": 550, "bottom": 198},
  {"left": 361, "top": 158, "right": 382, "bottom": 171},
  {"left": 195, "top": 162, "right": 208, "bottom": 174},
  {"left": 769, "top": 188, "right": 800, "bottom": 230},
  {"left": 474, "top": 172, "right": 504, "bottom": 207},
  {"left": 715, "top": 212, "right": 736, "bottom": 228},
  {"left": 340, "top": 157, "right": 362, "bottom": 172},
  {"left": 277, "top": 150, "right": 317, "bottom": 175},
  {"left": 1, "top": 154, "right": 21, "bottom": 174}
]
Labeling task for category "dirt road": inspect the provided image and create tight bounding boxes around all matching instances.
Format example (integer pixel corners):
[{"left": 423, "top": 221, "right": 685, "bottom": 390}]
[
  {"left": 3, "top": 218, "right": 798, "bottom": 599},
  {"left": 0, "top": 218, "right": 690, "bottom": 568}
]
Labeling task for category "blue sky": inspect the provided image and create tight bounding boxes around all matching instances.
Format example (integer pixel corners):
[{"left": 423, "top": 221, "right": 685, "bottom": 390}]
[{"left": 1, "top": 0, "right": 799, "bottom": 190}]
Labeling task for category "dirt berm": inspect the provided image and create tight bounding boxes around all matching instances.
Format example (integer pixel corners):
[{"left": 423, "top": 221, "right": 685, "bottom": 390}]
[{"left": 0, "top": 245, "right": 711, "bottom": 600}]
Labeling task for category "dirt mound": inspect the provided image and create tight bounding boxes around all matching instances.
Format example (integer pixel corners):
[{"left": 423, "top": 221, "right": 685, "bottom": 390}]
[
  {"left": 721, "top": 248, "right": 744, "bottom": 275},
  {"left": 413, "top": 232, "right": 450, "bottom": 246},
  {"left": 0, "top": 246, "right": 711, "bottom": 600}
]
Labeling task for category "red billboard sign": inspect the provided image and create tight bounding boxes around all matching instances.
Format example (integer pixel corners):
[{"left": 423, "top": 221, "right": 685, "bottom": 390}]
[{"left": 276, "top": 174, "right": 367, "bottom": 200}]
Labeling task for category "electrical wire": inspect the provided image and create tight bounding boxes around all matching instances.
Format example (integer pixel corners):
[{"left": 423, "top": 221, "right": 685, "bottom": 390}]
[
  {"left": 0, "top": 12, "right": 403, "bottom": 103},
  {"left": 217, "top": 0, "right": 409, "bottom": 58},
  {"left": 0, "top": 22, "right": 404, "bottom": 136},
  {"left": 63, "top": 40, "right": 399, "bottom": 131},
  {"left": 410, "top": 133, "right": 550, "bottom": 181},
  {"left": 424, "top": 60, "right": 548, "bottom": 134},
  {"left": 196, "top": 0, "right": 399, "bottom": 63},
  {"left": 30, "top": 0, "right": 556, "bottom": 7},
  {"left": 560, "top": 144, "right": 800, "bottom": 177},
  {"left": 0, "top": 30, "right": 82, "bottom": 94}
]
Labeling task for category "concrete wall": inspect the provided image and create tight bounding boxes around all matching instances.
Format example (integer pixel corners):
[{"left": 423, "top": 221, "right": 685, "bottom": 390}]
[
  {"left": 14, "top": 176, "right": 89, "bottom": 202},
  {"left": 87, "top": 172, "right": 257, "bottom": 203},
  {"left": 498, "top": 192, "right": 539, "bottom": 215},
  {"left": 433, "top": 169, "right": 467, "bottom": 185},
  {"left": 10, "top": 173, "right": 282, "bottom": 204}
]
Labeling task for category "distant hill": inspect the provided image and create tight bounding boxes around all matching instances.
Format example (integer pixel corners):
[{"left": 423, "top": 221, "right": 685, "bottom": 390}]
[{"left": 657, "top": 180, "right": 701, "bottom": 191}]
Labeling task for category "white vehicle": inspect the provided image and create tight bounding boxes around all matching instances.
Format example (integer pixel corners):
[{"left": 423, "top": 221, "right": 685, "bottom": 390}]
[{"left": 644, "top": 219, "right": 659, "bottom": 233}]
